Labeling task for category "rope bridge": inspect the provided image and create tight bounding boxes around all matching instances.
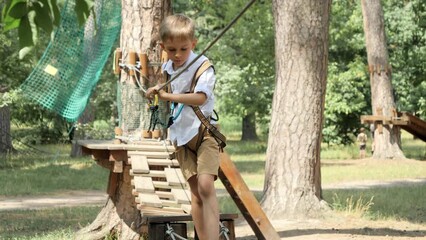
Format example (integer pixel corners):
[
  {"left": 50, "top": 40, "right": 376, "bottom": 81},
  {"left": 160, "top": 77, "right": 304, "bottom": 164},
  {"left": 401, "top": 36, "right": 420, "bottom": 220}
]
[{"left": 20, "top": 0, "right": 121, "bottom": 122}]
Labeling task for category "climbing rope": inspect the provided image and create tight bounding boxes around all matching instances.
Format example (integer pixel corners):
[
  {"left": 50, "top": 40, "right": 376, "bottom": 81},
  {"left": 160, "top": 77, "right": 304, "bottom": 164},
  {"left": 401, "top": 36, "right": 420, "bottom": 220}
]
[
  {"left": 166, "top": 223, "right": 187, "bottom": 240},
  {"left": 157, "top": 0, "right": 257, "bottom": 92},
  {"left": 164, "top": 222, "right": 231, "bottom": 240}
]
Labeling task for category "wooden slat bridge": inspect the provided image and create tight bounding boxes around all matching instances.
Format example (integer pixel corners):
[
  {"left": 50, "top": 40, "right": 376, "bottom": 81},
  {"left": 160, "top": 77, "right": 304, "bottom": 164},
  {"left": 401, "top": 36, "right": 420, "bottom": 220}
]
[
  {"left": 79, "top": 139, "right": 280, "bottom": 240},
  {"left": 361, "top": 110, "right": 426, "bottom": 141}
]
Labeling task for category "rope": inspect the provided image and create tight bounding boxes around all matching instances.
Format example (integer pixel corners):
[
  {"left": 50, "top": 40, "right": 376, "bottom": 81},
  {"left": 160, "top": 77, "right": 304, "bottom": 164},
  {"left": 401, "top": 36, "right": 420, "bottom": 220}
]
[
  {"left": 166, "top": 223, "right": 188, "bottom": 240},
  {"left": 220, "top": 221, "right": 231, "bottom": 240},
  {"left": 164, "top": 222, "right": 231, "bottom": 240},
  {"left": 157, "top": 0, "right": 257, "bottom": 91}
]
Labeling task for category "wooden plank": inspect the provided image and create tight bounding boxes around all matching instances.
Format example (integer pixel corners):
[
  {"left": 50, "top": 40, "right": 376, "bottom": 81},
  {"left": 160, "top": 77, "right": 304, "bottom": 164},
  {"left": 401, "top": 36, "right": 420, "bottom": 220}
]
[
  {"left": 138, "top": 205, "right": 186, "bottom": 216},
  {"left": 171, "top": 189, "right": 191, "bottom": 204},
  {"left": 155, "top": 191, "right": 174, "bottom": 199},
  {"left": 136, "top": 197, "right": 179, "bottom": 208},
  {"left": 138, "top": 193, "right": 163, "bottom": 208},
  {"left": 161, "top": 199, "right": 180, "bottom": 208},
  {"left": 107, "top": 172, "right": 119, "bottom": 197},
  {"left": 129, "top": 151, "right": 171, "bottom": 159},
  {"left": 109, "top": 150, "right": 127, "bottom": 161},
  {"left": 131, "top": 155, "right": 150, "bottom": 173},
  {"left": 360, "top": 115, "right": 391, "bottom": 124},
  {"left": 400, "top": 112, "right": 426, "bottom": 141},
  {"left": 134, "top": 176, "right": 155, "bottom": 193},
  {"left": 130, "top": 170, "right": 165, "bottom": 178},
  {"left": 164, "top": 168, "right": 186, "bottom": 186},
  {"left": 146, "top": 213, "right": 238, "bottom": 223},
  {"left": 78, "top": 139, "right": 173, "bottom": 151},
  {"left": 147, "top": 158, "right": 179, "bottom": 167},
  {"left": 113, "top": 161, "right": 123, "bottom": 173},
  {"left": 153, "top": 180, "right": 187, "bottom": 189},
  {"left": 219, "top": 151, "right": 280, "bottom": 240}
]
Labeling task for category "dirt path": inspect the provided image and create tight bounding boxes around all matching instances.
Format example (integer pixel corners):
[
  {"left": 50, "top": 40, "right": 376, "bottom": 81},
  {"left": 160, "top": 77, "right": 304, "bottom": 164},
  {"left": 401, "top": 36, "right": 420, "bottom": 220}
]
[
  {"left": 1, "top": 179, "right": 425, "bottom": 239},
  {"left": 1, "top": 179, "right": 425, "bottom": 211}
]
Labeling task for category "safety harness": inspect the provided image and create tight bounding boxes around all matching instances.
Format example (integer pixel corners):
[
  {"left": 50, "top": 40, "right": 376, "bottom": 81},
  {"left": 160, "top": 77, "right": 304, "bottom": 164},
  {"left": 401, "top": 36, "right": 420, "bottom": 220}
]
[
  {"left": 188, "top": 60, "right": 227, "bottom": 150},
  {"left": 161, "top": 60, "right": 227, "bottom": 151}
]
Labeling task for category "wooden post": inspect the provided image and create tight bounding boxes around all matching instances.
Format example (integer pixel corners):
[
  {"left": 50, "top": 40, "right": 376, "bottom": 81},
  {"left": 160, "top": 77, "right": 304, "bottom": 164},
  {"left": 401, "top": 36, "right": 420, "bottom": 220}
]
[
  {"left": 139, "top": 53, "right": 149, "bottom": 86},
  {"left": 376, "top": 107, "right": 383, "bottom": 133},
  {"left": 113, "top": 48, "right": 122, "bottom": 75},
  {"left": 129, "top": 51, "right": 136, "bottom": 76}
]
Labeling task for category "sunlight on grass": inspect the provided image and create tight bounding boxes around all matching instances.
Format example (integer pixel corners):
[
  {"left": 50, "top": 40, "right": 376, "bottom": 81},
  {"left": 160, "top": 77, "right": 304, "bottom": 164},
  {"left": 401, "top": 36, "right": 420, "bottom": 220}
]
[
  {"left": 330, "top": 193, "right": 375, "bottom": 218},
  {"left": 0, "top": 206, "right": 101, "bottom": 239},
  {"left": 323, "top": 185, "right": 426, "bottom": 223}
]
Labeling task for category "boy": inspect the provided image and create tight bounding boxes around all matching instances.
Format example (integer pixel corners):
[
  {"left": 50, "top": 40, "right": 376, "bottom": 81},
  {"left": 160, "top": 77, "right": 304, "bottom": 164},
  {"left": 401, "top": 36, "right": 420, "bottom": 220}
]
[
  {"left": 146, "top": 14, "right": 220, "bottom": 240},
  {"left": 357, "top": 127, "right": 368, "bottom": 158}
]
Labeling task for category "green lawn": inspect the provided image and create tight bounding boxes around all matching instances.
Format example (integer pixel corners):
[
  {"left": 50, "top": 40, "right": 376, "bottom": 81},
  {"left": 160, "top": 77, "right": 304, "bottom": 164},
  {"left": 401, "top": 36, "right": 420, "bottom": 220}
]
[{"left": 0, "top": 130, "right": 425, "bottom": 239}]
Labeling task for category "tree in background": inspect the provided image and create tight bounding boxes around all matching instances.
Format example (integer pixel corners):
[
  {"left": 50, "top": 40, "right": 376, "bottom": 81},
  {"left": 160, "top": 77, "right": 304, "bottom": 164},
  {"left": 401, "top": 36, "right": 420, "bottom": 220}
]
[
  {"left": 212, "top": 0, "right": 274, "bottom": 141},
  {"left": 262, "top": 0, "right": 331, "bottom": 218},
  {"left": 175, "top": 0, "right": 275, "bottom": 141},
  {"left": 384, "top": 0, "right": 425, "bottom": 119},
  {"left": 361, "top": 0, "right": 405, "bottom": 159},
  {"left": 323, "top": 0, "right": 425, "bottom": 146}
]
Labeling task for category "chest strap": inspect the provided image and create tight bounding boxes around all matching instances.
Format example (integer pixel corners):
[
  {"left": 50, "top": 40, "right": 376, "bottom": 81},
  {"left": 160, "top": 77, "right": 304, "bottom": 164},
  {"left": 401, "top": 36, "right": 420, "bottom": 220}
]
[{"left": 190, "top": 60, "right": 226, "bottom": 150}]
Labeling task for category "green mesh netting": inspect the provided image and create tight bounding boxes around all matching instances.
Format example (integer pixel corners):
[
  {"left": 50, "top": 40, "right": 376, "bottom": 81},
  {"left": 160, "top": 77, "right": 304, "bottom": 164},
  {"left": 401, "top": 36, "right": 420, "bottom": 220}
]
[{"left": 20, "top": 0, "right": 121, "bottom": 122}]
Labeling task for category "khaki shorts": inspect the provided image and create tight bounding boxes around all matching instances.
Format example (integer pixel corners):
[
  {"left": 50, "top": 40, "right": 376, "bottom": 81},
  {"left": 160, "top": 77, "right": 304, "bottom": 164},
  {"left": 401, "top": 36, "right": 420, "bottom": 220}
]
[{"left": 174, "top": 127, "right": 220, "bottom": 181}]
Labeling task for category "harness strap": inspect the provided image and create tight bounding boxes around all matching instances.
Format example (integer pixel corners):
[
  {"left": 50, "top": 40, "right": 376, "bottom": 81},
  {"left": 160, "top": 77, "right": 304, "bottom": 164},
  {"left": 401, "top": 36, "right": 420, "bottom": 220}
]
[{"left": 190, "top": 60, "right": 227, "bottom": 150}]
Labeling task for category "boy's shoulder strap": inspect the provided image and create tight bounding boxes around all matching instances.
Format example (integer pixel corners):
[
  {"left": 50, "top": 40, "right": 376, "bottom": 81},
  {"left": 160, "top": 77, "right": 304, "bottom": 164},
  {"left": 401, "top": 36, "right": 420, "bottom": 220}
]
[
  {"left": 188, "top": 60, "right": 226, "bottom": 150},
  {"left": 190, "top": 60, "right": 214, "bottom": 93}
]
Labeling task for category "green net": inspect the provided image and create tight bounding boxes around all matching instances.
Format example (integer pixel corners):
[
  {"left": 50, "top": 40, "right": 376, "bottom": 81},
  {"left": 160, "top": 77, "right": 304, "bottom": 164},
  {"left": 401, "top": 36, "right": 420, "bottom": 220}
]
[{"left": 20, "top": 0, "right": 121, "bottom": 122}]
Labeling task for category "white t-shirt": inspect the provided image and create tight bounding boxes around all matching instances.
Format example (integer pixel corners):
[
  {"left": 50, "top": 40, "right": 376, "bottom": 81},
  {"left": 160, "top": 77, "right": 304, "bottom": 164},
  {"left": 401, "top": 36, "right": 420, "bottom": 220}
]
[{"left": 163, "top": 51, "right": 216, "bottom": 146}]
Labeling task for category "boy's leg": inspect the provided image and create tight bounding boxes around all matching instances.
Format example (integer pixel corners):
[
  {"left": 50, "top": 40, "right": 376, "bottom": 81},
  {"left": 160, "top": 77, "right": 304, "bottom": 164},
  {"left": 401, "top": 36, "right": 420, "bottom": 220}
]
[{"left": 188, "top": 174, "right": 219, "bottom": 240}]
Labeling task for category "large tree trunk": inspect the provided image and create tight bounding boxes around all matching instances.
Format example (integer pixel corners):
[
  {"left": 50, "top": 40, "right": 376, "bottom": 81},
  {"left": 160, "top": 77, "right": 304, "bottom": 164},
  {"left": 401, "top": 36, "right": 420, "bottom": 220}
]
[
  {"left": 0, "top": 105, "right": 13, "bottom": 155},
  {"left": 70, "top": 104, "right": 95, "bottom": 157},
  {"left": 119, "top": 0, "right": 171, "bottom": 137},
  {"left": 241, "top": 113, "right": 258, "bottom": 141},
  {"left": 76, "top": 1, "right": 171, "bottom": 239},
  {"left": 261, "top": 0, "right": 331, "bottom": 219},
  {"left": 361, "top": 0, "right": 405, "bottom": 159}
]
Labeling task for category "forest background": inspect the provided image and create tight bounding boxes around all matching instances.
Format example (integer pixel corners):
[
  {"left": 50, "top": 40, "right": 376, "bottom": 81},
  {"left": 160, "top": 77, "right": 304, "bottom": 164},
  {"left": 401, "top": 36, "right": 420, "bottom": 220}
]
[{"left": 0, "top": 0, "right": 425, "bottom": 147}]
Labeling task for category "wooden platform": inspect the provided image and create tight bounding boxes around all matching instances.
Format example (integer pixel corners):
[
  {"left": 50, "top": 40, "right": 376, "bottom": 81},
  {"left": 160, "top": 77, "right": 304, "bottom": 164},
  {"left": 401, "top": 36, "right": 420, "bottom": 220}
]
[
  {"left": 79, "top": 139, "right": 280, "bottom": 240},
  {"left": 361, "top": 111, "right": 426, "bottom": 141}
]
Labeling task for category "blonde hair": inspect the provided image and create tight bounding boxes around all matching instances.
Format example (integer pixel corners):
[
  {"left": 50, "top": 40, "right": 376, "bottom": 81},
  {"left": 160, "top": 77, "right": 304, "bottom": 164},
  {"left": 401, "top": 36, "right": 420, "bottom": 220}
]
[{"left": 160, "top": 14, "right": 195, "bottom": 42}]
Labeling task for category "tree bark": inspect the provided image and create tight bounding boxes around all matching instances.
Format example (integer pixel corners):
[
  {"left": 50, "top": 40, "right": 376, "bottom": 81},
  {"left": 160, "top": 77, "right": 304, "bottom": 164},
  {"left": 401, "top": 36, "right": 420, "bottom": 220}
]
[
  {"left": 76, "top": 0, "right": 171, "bottom": 239},
  {"left": 241, "top": 113, "right": 258, "bottom": 141},
  {"left": 261, "top": 0, "right": 331, "bottom": 219},
  {"left": 361, "top": 0, "right": 405, "bottom": 159},
  {"left": 119, "top": 0, "right": 171, "bottom": 137},
  {"left": 0, "top": 105, "right": 13, "bottom": 155},
  {"left": 70, "top": 104, "right": 95, "bottom": 157}
]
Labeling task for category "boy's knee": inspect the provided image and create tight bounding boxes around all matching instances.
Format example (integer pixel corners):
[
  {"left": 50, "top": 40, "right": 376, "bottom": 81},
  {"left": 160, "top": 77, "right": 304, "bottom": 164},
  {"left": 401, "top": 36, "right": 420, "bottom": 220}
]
[{"left": 197, "top": 175, "right": 215, "bottom": 198}]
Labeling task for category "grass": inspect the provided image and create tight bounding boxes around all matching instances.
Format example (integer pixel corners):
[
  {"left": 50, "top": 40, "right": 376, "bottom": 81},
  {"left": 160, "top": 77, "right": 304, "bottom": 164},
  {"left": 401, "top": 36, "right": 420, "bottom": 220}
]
[
  {"left": 0, "top": 206, "right": 101, "bottom": 239},
  {"left": 323, "top": 185, "right": 426, "bottom": 223},
  {"left": 0, "top": 125, "right": 425, "bottom": 239},
  {"left": 0, "top": 145, "right": 108, "bottom": 196}
]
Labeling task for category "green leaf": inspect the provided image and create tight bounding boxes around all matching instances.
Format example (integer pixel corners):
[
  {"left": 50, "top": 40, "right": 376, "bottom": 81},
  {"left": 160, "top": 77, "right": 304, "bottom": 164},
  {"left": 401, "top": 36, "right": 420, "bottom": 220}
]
[
  {"left": 8, "top": 1, "right": 28, "bottom": 19},
  {"left": 1, "top": 0, "right": 13, "bottom": 22},
  {"left": 32, "top": 2, "right": 53, "bottom": 34},
  {"left": 75, "top": 0, "right": 94, "bottom": 26},
  {"left": 3, "top": 18, "right": 20, "bottom": 31},
  {"left": 18, "top": 14, "right": 33, "bottom": 48}
]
